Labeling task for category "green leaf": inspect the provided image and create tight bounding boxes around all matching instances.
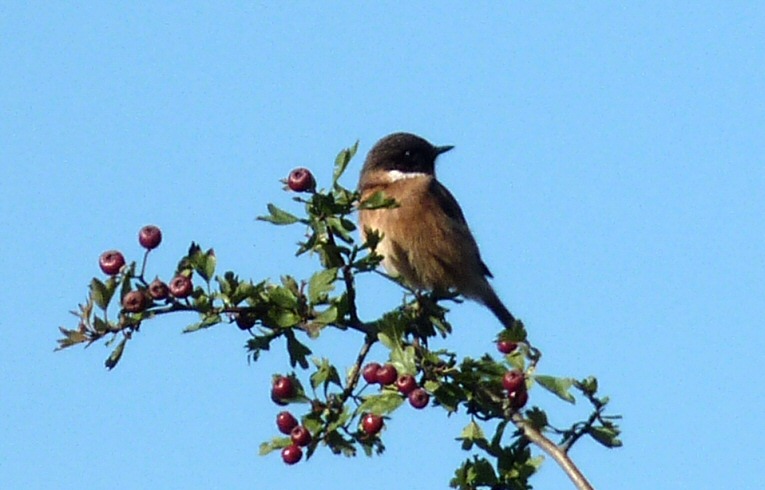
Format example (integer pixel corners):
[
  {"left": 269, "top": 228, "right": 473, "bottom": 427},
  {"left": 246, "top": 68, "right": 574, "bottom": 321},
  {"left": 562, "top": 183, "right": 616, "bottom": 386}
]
[
  {"left": 286, "top": 333, "right": 311, "bottom": 369},
  {"left": 534, "top": 375, "right": 576, "bottom": 404},
  {"left": 93, "top": 316, "right": 109, "bottom": 333},
  {"left": 258, "top": 436, "right": 292, "bottom": 456},
  {"left": 216, "top": 271, "right": 237, "bottom": 298},
  {"left": 432, "top": 382, "right": 465, "bottom": 413},
  {"left": 281, "top": 275, "right": 300, "bottom": 295},
  {"left": 326, "top": 405, "right": 352, "bottom": 434},
  {"left": 104, "top": 337, "right": 127, "bottom": 370},
  {"left": 310, "top": 358, "right": 342, "bottom": 391},
  {"left": 183, "top": 314, "right": 222, "bottom": 333},
  {"left": 457, "top": 421, "right": 486, "bottom": 450},
  {"left": 324, "top": 430, "right": 357, "bottom": 457},
  {"left": 500, "top": 321, "right": 527, "bottom": 343},
  {"left": 451, "top": 457, "right": 498, "bottom": 488},
  {"left": 257, "top": 203, "right": 300, "bottom": 225},
  {"left": 55, "top": 326, "right": 89, "bottom": 350},
  {"left": 377, "top": 316, "right": 406, "bottom": 350},
  {"left": 357, "top": 392, "right": 405, "bottom": 416},
  {"left": 313, "top": 305, "right": 338, "bottom": 325},
  {"left": 90, "top": 277, "right": 116, "bottom": 310},
  {"left": 577, "top": 376, "right": 598, "bottom": 395},
  {"left": 270, "top": 310, "right": 300, "bottom": 328},
  {"left": 333, "top": 141, "right": 358, "bottom": 185},
  {"left": 232, "top": 280, "right": 258, "bottom": 303},
  {"left": 506, "top": 349, "right": 526, "bottom": 371},
  {"left": 308, "top": 268, "right": 337, "bottom": 304},
  {"left": 358, "top": 190, "right": 398, "bottom": 210},
  {"left": 269, "top": 286, "right": 298, "bottom": 309},
  {"left": 200, "top": 249, "right": 216, "bottom": 282},
  {"left": 589, "top": 425, "right": 622, "bottom": 448},
  {"left": 389, "top": 344, "right": 416, "bottom": 374},
  {"left": 525, "top": 407, "right": 549, "bottom": 429}
]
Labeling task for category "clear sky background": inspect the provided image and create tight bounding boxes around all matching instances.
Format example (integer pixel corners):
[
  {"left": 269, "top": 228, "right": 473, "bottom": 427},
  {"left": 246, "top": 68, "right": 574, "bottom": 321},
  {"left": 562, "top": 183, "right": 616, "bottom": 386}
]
[{"left": 2, "top": 3, "right": 763, "bottom": 489}]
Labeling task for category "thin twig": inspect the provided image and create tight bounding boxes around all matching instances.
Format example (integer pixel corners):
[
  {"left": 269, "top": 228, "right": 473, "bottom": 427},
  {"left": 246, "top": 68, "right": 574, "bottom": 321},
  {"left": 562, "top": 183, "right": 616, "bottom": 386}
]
[
  {"left": 512, "top": 413, "right": 594, "bottom": 490},
  {"left": 342, "top": 335, "right": 376, "bottom": 400}
]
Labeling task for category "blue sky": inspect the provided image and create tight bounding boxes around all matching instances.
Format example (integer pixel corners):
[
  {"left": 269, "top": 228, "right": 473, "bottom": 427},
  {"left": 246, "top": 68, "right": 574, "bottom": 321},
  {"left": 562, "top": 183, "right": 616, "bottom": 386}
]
[{"left": 2, "top": 2, "right": 764, "bottom": 489}]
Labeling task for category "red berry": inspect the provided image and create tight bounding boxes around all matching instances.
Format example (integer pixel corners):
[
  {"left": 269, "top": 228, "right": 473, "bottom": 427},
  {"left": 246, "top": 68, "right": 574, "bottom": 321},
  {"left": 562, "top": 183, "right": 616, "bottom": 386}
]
[
  {"left": 286, "top": 167, "right": 315, "bottom": 192},
  {"left": 270, "top": 391, "right": 288, "bottom": 406},
  {"left": 122, "top": 290, "right": 146, "bottom": 313},
  {"left": 362, "top": 362, "right": 381, "bottom": 384},
  {"left": 148, "top": 279, "right": 169, "bottom": 300},
  {"left": 290, "top": 425, "right": 312, "bottom": 447},
  {"left": 272, "top": 376, "right": 295, "bottom": 400},
  {"left": 361, "top": 413, "right": 384, "bottom": 436},
  {"left": 395, "top": 374, "right": 418, "bottom": 395},
  {"left": 497, "top": 340, "right": 517, "bottom": 354},
  {"left": 234, "top": 312, "right": 256, "bottom": 330},
  {"left": 408, "top": 388, "right": 430, "bottom": 409},
  {"left": 509, "top": 388, "right": 529, "bottom": 409},
  {"left": 99, "top": 250, "right": 125, "bottom": 276},
  {"left": 276, "top": 411, "right": 298, "bottom": 435},
  {"left": 168, "top": 275, "right": 193, "bottom": 298},
  {"left": 502, "top": 370, "right": 525, "bottom": 393},
  {"left": 281, "top": 444, "right": 302, "bottom": 465},
  {"left": 138, "top": 225, "right": 162, "bottom": 250},
  {"left": 375, "top": 364, "right": 398, "bottom": 386}
]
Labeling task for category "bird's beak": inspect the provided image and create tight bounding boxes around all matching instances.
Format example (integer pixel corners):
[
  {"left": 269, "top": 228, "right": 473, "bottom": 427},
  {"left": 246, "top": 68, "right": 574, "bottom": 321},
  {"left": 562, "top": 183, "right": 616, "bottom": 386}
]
[{"left": 435, "top": 145, "right": 454, "bottom": 155}]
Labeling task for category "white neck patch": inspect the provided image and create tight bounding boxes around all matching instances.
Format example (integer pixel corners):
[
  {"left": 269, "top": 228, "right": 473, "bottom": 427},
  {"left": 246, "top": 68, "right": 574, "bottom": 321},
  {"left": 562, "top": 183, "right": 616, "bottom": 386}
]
[{"left": 386, "top": 170, "right": 429, "bottom": 182}]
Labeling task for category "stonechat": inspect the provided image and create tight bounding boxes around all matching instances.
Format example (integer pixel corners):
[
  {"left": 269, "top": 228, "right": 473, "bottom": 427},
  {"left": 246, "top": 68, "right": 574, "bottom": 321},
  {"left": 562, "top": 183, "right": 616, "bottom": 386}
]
[{"left": 358, "top": 132, "right": 515, "bottom": 327}]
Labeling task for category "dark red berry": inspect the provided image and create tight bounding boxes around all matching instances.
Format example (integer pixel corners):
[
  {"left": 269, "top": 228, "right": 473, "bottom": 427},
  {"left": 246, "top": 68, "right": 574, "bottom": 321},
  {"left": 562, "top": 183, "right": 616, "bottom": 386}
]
[
  {"left": 168, "top": 275, "right": 193, "bottom": 298},
  {"left": 509, "top": 388, "right": 529, "bottom": 409},
  {"left": 148, "top": 279, "right": 169, "bottom": 300},
  {"left": 502, "top": 370, "right": 525, "bottom": 393},
  {"left": 276, "top": 411, "right": 298, "bottom": 435},
  {"left": 272, "top": 376, "right": 295, "bottom": 400},
  {"left": 395, "top": 374, "right": 418, "bottom": 395},
  {"left": 99, "top": 250, "right": 125, "bottom": 275},
  {"left": 375, "top": 364, "right": 398, "bottom": 386},
  {"left": 408, "top": 388, "right": 430, "bottom": 409},
  {"left": 281, "top": 444, "right": 302, "bottom": 465},
  {"left": 290, "top": 425, "right": 312, "bottom": 447},
  {"left": 361, "top": 413, "right": 384, "bottom": 436},
  {"left": 286, "top": 167, "right": 315, "bottom": 192},
  {"left": 234, "top": 312, "right": 256, "bottom": 330},
  {"left": 138, "top": 225, "right": 162, "bottom": 250},
  {"left": 271, "top": 391, "right": 288, "bottom": 406},
  {"left": 362, "top": 362, "right": 381, "bottom": 384},
  {"left": 497, "top": 340, "right": 518, "bottom": 354},
  {"left": 122, "top": 290, "right": 146, "bottom": 313}
]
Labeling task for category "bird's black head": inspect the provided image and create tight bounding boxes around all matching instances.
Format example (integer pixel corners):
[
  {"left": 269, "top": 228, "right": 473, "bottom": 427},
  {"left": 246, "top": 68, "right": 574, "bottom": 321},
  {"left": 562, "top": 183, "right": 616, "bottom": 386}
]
[{"left": 361, "top": 132, "right": 454, "bottom": 177}]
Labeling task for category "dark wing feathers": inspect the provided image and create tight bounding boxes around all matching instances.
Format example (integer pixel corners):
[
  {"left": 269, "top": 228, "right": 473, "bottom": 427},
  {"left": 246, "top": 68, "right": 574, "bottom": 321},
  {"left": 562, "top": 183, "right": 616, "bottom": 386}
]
[{"left": 428, "top": 180, "right": 493, "bottom": 278}]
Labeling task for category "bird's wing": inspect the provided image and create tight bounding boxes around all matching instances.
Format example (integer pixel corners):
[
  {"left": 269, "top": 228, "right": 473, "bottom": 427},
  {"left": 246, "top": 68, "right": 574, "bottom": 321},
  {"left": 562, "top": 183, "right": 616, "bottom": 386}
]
[{"left": 428, "top": 179, "right": 494, "bottom": 278}]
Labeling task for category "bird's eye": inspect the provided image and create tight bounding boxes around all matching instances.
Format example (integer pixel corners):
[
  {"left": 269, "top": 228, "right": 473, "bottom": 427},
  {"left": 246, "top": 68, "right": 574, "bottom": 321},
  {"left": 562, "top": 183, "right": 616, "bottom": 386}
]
[{"left": 403, "top": 150, "right": 412, "bottom": 159}]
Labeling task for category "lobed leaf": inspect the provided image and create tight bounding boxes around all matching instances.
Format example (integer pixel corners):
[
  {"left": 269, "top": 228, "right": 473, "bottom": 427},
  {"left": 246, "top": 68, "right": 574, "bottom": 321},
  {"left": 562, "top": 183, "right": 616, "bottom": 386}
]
[
  {"left": 534, "top": 375, "right": 576, "bottom": 404},
  {"left": 258, "top": 203, "right": 300, "bottom": 225},
  {"left": 308, "top": 268, "right": 337, "bottom": 304},
  {"left": 357, "top": 392, "right": 405, "bottom": 416}
]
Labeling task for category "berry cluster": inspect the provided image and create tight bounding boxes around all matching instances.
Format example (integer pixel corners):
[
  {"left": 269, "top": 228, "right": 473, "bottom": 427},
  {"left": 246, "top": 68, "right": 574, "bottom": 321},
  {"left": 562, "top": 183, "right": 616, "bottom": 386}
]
[
  {"left": 496, "top": 339, "right": 528, "bottom": 409},
  {"left": 270, "top": 376, "right": 313, "bottom": 465},
  {"left": 98, "top": 225, "right": 195, "bottom": 315},
  {"left": 362, "top": 362, "right": 430, "bottom": 409}
]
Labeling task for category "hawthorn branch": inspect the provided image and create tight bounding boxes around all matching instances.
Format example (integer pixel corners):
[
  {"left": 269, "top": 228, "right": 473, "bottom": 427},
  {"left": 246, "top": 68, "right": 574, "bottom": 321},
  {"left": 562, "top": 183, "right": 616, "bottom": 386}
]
[
  {"left": 342, "top": 334, "right": 376, "bottom": 400},
  {"left": 512, "top": 413, "right": 593, "bottom": 490}
]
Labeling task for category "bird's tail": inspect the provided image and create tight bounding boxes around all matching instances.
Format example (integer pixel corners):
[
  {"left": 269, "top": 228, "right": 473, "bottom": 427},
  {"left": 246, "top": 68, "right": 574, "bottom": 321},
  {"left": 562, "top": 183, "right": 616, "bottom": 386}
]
[{"left": 479, "top": 285, "right": 516, "bottom": 328}]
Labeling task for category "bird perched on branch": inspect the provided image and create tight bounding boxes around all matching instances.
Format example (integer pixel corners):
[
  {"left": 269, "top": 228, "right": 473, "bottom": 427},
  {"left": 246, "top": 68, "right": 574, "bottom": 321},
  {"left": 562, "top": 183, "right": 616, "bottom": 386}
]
[{"left": 358, "top": 132, "right": 515, "bottom": 327}]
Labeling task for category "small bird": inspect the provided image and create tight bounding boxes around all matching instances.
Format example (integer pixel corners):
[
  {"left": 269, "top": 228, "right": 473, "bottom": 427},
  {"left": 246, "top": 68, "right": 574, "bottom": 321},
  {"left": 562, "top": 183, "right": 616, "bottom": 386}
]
[{"left": 358, "top": 132, "right": 515, "bottom": 327}]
